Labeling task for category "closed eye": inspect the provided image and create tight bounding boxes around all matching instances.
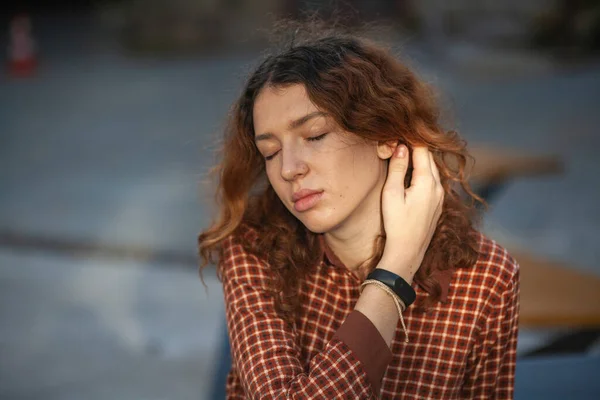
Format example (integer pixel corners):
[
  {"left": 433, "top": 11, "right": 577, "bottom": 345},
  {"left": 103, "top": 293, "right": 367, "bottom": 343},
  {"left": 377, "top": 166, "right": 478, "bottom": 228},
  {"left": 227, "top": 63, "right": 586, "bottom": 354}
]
[
  {"left": 307, "top": 133, "right": 328, "bottom": 142},
  {"left": 264, "top": 133, "right": 327, "bottom": 161},
  {"left": 265, "top": 150, "right": 279, "bottom": 161}
]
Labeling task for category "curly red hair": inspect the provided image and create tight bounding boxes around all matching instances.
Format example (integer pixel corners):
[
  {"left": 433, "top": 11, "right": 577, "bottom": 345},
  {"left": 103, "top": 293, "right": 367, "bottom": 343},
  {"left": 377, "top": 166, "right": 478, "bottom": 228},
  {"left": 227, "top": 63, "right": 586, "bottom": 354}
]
[{"left": 199, "top": 29, "right": 483, "bottom": 322}]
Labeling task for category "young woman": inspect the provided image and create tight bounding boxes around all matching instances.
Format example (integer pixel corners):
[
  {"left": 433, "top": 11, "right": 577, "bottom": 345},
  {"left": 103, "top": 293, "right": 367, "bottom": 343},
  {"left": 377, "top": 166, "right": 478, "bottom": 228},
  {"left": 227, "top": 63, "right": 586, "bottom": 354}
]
[{"left": 199, "top": 28, "right": 520, "bottom": 399}]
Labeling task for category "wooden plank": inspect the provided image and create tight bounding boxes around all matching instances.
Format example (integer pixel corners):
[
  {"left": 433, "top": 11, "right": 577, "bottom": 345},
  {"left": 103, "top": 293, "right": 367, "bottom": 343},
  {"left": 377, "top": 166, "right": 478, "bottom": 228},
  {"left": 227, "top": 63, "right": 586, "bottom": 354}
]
[
  {"left": 511, "top": 250, "right": 600, "bottom": 328},
  {"left": 468, "top": 146, "right": 564, "bottom": 185}
]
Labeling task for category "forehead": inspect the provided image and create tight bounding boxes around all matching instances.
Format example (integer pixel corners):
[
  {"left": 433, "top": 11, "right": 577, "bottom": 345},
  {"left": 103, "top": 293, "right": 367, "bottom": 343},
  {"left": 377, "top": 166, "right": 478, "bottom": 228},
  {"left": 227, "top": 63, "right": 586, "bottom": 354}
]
[{"left": 253, "top": 84, "right": 322, "bottom": 135}]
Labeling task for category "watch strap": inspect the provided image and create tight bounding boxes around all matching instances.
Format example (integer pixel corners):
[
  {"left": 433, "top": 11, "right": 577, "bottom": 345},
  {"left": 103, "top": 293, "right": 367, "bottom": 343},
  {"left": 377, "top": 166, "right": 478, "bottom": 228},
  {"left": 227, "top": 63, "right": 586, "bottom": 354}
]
[{"left": 366, "top": 269, "right": 416, "bottom": 307}]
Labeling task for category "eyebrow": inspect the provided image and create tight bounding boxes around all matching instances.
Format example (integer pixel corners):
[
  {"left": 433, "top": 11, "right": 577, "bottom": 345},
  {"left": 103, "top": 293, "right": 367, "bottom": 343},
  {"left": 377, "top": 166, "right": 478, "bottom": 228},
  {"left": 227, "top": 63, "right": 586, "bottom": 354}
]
[{"left": 255, "top": 111, "right": 327, "bottom": 142}]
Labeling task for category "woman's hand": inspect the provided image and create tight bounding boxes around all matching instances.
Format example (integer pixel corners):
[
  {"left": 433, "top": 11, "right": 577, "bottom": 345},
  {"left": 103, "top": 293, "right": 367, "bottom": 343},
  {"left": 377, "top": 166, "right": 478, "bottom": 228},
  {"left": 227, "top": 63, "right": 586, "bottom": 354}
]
[{"left": 379, "top": 145, "right": 444, "bottom": 284}]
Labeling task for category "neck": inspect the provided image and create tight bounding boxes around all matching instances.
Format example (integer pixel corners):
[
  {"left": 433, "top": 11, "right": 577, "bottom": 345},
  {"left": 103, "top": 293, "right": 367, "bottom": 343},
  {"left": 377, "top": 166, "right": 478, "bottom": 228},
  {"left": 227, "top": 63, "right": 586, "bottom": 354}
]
[{"left": 324, "top": 187, "right": 383, "bottom": 272}]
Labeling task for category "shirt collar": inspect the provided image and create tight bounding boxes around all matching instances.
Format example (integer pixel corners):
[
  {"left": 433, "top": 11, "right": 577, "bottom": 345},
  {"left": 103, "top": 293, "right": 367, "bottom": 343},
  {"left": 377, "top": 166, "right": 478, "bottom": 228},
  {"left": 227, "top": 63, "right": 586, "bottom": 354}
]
[{"left": 318, "top": 234, "right": 453, "bottom": 303}]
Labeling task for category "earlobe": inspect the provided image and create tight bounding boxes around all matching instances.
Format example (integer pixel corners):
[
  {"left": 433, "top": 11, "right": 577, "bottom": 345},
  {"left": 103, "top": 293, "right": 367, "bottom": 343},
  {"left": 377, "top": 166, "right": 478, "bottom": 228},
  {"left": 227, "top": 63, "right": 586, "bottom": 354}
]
[{"left": 376, "top": 140, "right": 398, "bottom": 160}]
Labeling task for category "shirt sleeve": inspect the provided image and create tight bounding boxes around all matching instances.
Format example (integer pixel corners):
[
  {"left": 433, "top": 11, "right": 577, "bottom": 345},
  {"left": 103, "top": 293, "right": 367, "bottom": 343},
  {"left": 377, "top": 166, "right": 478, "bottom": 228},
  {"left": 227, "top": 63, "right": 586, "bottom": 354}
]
[
  {"left": 221, "top": 234, "right": 392, "bottom": 399},
  {"left": 461, "top": 263, "right": 520, "bottom": 399}
]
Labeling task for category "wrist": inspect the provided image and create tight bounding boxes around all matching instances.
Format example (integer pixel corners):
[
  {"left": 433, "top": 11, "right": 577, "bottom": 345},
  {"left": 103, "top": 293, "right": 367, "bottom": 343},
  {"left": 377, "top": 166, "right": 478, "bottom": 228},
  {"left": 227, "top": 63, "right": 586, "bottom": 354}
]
[
  {"left": 377, "top": 255, "right": 416, "bottom": 285},
  {"left": 355, "top": 284, "right": 399, "bottom": 347},
  {"left": 366, "top": 269, "right": 417, "bottom": 309}
]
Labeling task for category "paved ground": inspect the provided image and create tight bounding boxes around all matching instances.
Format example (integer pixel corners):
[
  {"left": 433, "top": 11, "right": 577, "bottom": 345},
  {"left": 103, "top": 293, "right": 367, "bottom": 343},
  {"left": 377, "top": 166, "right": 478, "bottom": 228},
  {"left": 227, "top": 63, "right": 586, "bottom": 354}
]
[
  {"left": 0, "top": 250, "right": 222, "bottom": 400},
  {"left": 1, "top": 13, "right": 599, "bottom": 399}
]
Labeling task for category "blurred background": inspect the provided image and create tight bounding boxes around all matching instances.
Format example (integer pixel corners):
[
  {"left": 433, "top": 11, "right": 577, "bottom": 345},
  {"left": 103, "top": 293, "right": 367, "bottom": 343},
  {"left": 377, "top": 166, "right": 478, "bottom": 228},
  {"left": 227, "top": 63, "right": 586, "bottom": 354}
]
[{"left": 1, "top": 0, "right": 599, "bottom": 399}]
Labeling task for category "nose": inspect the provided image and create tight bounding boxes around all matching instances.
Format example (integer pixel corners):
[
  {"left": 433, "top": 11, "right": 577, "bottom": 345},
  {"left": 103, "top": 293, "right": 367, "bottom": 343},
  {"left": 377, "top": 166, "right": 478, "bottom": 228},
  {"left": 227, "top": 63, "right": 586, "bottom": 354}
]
[{"left": 280, "top": 146, "right": 309, "bottom": 182}]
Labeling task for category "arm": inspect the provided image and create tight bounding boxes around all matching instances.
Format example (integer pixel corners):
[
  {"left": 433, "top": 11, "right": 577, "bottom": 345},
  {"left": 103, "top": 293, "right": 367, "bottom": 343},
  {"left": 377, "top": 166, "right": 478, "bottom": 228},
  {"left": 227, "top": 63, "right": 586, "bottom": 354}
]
[
  {"left": 461, "top": 266, "right": 520, "bottom": 399},
  {"left": 222, "top": 235, "right": 393, "bottom": 399}
]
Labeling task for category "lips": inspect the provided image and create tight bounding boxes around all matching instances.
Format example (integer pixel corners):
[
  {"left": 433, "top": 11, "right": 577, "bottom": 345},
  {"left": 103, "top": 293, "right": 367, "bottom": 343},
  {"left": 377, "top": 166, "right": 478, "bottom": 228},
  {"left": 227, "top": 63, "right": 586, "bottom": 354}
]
[{"left": 292, "top": 189, "right": 323, "bottom": 212}]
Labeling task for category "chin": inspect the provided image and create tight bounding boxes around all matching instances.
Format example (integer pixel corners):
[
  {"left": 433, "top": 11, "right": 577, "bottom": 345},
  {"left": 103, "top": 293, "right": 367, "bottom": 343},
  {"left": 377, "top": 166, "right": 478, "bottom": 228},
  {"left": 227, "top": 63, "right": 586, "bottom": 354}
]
[{"left": 293, "top": 209, "right": 344, "bottom": 234}]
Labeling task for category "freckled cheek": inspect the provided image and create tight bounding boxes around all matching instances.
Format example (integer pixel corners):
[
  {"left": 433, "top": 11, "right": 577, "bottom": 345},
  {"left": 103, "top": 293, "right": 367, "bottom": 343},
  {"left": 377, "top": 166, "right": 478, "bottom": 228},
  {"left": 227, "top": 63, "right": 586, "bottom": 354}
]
[
  {"left": 336, "top": 183, "right": 351, "bottom": 199},
  {"left": 328, "top": 184, "right": 352, "bottom": 211}
]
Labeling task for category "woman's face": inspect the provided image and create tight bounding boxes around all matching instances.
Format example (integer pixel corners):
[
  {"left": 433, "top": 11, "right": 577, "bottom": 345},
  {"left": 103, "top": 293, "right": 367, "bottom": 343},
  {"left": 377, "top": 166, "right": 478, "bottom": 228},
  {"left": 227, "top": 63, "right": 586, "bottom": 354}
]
[{"left": 253, "top": 84, "right": 391, "bottom": 234}]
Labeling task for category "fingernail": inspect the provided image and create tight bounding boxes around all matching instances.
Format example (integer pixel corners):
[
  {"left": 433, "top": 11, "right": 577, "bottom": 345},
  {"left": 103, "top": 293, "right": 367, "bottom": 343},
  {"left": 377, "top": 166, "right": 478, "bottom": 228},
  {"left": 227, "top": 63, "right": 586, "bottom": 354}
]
[{"left": 396, "top": 145, "right": 407, "bottom": 158}]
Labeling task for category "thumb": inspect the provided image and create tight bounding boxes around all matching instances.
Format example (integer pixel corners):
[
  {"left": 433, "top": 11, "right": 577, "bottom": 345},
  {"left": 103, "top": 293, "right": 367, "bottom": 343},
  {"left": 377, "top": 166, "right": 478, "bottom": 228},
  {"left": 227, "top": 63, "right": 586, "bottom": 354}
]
[{"left": 384, "top": 144, "right": 409, "bottom": 195}]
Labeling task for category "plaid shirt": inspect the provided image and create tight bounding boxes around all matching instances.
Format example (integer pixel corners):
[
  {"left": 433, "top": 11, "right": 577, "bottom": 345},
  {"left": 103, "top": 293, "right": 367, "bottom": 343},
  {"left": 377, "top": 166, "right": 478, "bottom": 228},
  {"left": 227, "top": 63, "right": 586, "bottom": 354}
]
[{"left": 221, "top": 226, "right": 520, "bottom": 399}]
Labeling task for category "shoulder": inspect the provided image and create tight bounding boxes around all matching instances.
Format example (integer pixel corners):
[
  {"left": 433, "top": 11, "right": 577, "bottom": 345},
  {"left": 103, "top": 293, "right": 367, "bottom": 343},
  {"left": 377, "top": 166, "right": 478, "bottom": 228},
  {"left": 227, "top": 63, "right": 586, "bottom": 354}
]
[
  {"left": 474, "top": 232, "right": 520, "bottom": 289},
  {"left": 220, "top": 224, "right": 271, "bottom": 287},
  {"left": 221, "top": 223, "right": 259, "bottom": 259},
  {"left": 453, "top": 232, "right": 519, "bottom": 301}
]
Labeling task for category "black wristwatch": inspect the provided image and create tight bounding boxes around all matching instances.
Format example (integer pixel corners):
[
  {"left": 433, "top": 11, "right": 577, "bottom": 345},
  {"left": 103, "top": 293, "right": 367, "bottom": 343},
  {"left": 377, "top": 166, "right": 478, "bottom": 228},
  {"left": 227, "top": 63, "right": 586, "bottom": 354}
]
[{"left": 366, "top": 269, "right": 416, "bottom": 307}]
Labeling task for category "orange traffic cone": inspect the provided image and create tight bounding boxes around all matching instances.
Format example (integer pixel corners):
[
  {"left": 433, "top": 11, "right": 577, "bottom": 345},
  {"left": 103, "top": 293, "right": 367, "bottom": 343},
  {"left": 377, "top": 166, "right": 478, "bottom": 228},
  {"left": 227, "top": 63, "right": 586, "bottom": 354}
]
[{"left": 7, "top": 14, "right": 37, "bottom": 77}]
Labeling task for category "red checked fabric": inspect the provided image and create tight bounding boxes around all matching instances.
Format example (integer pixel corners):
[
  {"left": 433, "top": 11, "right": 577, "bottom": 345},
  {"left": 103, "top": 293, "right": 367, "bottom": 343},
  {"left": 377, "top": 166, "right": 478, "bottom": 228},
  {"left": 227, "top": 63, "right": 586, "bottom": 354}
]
[{"left": 221, "top": 226, "right": 520, "bottom": 399}]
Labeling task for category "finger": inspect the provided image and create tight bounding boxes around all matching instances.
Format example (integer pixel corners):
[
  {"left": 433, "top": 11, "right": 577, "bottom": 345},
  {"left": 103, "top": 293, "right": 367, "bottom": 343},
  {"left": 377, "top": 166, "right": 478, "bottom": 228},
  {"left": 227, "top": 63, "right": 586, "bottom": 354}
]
[
  {"left": 411, "top": 146, "right": 433, "bottom": 181},
  {"left": 384, "top": 143, "right": 410, "bottom": 196},
  {"left": 429, "top": 152, "right": 445, "bottom": 212},
  {"left": 429, "top": 151, "right": 441, "bottom": 184}
]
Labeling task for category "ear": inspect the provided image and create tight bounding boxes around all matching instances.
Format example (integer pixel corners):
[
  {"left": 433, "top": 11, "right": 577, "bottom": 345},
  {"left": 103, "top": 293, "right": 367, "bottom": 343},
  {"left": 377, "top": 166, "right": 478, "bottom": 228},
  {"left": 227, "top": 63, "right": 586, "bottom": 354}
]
[{"left": 376, "top": 140, "right": 398, "bottom": 160}]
